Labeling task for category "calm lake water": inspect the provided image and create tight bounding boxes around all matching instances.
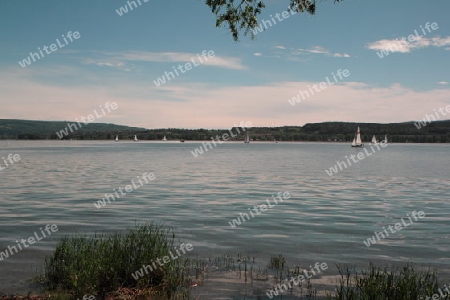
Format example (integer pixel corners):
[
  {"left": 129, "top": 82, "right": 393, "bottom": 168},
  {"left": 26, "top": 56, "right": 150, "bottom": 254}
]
[{"left": 0, "top": 141, "right": 449, "bottom": 295}]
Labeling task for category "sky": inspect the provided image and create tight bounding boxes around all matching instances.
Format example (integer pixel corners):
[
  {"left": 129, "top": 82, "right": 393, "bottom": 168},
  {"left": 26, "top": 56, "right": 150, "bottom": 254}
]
[{"left": 0, "top": 0, "right": 449, "bottom": 129}]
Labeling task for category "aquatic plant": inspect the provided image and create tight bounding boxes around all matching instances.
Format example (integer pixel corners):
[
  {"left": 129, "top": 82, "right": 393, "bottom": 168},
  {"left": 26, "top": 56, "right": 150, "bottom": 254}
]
[
  {"left": 43, "top": 222, "right": 192, "bottom": 299},
  {"left": 328, "top": 262, "right": 439, "bottom": 300}
]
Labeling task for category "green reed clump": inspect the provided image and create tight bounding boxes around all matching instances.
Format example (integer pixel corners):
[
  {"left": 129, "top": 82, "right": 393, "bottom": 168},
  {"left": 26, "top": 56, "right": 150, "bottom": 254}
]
[
  {"left": 44, "top": 222, "right": 191, "bottom": 298},
  {"left": 269, "top": 254, "right": 286, "bottom": 269},
  {"left": 328, "top": 262, "right": 439, "bottom": 300}
]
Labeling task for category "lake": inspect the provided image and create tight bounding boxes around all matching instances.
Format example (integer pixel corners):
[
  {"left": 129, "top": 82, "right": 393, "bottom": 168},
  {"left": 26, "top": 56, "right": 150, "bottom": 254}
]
[{"left": 0, "top": 140, "right": 449, "bottom": 296}]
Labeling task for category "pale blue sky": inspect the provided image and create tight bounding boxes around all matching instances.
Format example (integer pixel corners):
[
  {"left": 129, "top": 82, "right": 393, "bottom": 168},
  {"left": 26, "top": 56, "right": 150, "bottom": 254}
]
[{"left": 1, "top": 0, "right": 449, "bottom": 128}]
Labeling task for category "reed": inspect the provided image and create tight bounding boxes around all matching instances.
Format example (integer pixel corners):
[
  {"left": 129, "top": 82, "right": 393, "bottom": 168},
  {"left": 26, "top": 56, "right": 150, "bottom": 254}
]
[
  {"left": 328, "top": 262, "right": 439, "bottom": 300},
  {"left": 38, "top": 225, "right": 443, "bottom": 300},
  {"left": 43, "top": 222, "right": 191, "bottom": 299}
]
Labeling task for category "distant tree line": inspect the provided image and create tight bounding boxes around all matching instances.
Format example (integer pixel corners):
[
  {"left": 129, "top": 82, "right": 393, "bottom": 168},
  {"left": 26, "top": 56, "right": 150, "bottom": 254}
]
[{"left": 0, "top": 120, "right": 449, "bottom": 143}]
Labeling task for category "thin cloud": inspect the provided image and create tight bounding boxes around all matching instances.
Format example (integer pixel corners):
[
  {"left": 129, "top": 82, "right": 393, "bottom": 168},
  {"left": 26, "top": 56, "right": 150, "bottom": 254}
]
[
  {"left": 275, "top": 46, "right": 286, "bottom": 50},
  {"left": 333, "top": 53, "right": 351, "bottom": 58},
  {"left": 253, "top": 52, "right": 263, "bottom": 56},
  {"left": 82, "top": 59, "right": 132, "bottom": 71},
  {"left": 438, "top": 81, "right": 449, "bottom": 85},
  {"left": 367, "top": 39, "right": 411, "bottom": 53},
  {"left": 83, "top": 51, "right": 246, "bottom": 70},
  {"left": 119, "top": 51, "right": 246, "bottom": 70},
  {"left": 292, "top": 46, "right": 351, "bottom": 58},
  {"left": 367, "top": 36, "right": 450, "bottom": 53},
  {"left": 302, "top": 46, "right": 329, "bottom": 54}
]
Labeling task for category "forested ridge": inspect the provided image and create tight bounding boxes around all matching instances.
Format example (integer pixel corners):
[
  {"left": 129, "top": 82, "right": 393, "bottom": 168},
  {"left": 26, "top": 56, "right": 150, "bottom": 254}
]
[{"left": 1, "top": 119, "right": 449, "bottom": 143}]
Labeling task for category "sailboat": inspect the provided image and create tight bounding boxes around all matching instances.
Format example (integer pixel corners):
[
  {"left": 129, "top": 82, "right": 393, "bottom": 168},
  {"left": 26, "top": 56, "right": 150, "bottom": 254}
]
[
  {"left": 244, "top": 132, "right": 250, "bottom": 144},
  {"left": 351, "top": 126, "right": 364, "bottom": 148},
  {"left": 134, "top": 135, "right": 138, "bottom": 142},
  {"left": 162, "top": 135, "right": 167, "bottom": 141},
  {"left": 371, "top": 135, "right": 378, "bottom": 145},
  {"left": 115, "top": 135, "right": 119, "bottom": 142},
  {"left": 382, "top": 134, "right": 388, "bottom": 144}
]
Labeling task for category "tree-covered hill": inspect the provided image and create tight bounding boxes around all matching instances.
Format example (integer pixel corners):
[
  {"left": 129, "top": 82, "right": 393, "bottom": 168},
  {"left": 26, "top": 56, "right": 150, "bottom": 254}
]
[
  {"left": 298, "top": 121, "right": 450, "bottom": 143},
  {"left": 0, "top": 119, "right": 147, "bottom": 140},
  {"left": 0, "top": 119, "right": 449, "bottom": 143}
]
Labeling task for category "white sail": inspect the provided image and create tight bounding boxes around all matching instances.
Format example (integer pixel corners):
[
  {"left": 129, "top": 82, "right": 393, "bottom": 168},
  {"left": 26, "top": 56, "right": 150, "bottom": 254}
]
[
  {"left": 134, "top": 135, "right": 138, "bottom": 141},
  {"left": 384, "top": 135, "right": 388, "bottom": 143},
  {"left": 355, "top": 126, "right": 362, "bottom": 144},
  {"left": 371, "top": 135, "right": 377, "bottom": 144},
  {"left": 351, "top": 126, "right": 364, "bottom": 147},
  {"left": 115, "top": 135, "right": 119, "bottom": 142},
  {"left": 162, "top": 135, "right": 167, "bottom": 141},
  {"left": 244, "top": 132, "right": 250, "bottom": 143}
]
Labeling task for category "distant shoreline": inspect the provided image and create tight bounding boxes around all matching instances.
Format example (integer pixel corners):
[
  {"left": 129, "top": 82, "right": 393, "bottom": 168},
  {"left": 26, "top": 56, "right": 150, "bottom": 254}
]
[{"left": 1, "top": 119, "right": 449, "bottom": 143}]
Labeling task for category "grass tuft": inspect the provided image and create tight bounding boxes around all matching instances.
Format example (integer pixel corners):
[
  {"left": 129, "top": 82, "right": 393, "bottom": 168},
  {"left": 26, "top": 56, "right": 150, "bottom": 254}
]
[
  {"left": 43, "top": 222, "right": 191, "bottom": 298},
  {"left": 328, "top": 262, "right": 439, "bottom": 300}
]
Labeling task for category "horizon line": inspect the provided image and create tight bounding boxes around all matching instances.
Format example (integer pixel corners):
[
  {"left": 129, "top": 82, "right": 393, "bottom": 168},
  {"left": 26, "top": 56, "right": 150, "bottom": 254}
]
[{"left": 2, "top": 118, "right": 450, "bottom": 131}]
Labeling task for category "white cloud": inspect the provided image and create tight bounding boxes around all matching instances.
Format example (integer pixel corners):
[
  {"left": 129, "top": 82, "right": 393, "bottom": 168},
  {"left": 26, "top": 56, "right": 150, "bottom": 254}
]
[
  {"left": 366, "top": 39, "right": 411, "bottom": 53},
  {"left": 303, "top": 46, "right": 329, "bottom": 54},
  {"left": 438, "top": 81, "right": 449, "bottom": 85},
  {"left": 253, "top": 52, "right": 263, "bottom": 56},
  {"left": 333, "top": 53, "right": 351, "bottom": 58},
  {"left": 84, "top": 51, "right": 246, "bottom": 70},
  {"left": 82, "top": 59, "right": 131, "bottom": 71},
  {"left": 367, "top": 36, "right": 450, "bottom": 53},
  {"left": 292, "top": 46, "right": 351, "bottom": 58},
  {"left": 275, "top": 46, "right": 286, "bottom": 50},
  {"left": 120, "top": 51, "right": 246, "bottom": 70},
  {"left": 427, "top": 36, "right": 450, "bottom": 47}
]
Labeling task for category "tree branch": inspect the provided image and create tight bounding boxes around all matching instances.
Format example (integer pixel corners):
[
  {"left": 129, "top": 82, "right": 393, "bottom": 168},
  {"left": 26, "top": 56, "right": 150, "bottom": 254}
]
[{"left": 205, "top": 0, "right": 345, "bottom": 41}]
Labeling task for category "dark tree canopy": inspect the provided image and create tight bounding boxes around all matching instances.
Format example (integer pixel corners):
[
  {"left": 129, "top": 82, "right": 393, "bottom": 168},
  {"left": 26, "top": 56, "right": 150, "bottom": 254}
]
[{"left": 205, "top": 0, "right": 344, "bottom": 41}]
